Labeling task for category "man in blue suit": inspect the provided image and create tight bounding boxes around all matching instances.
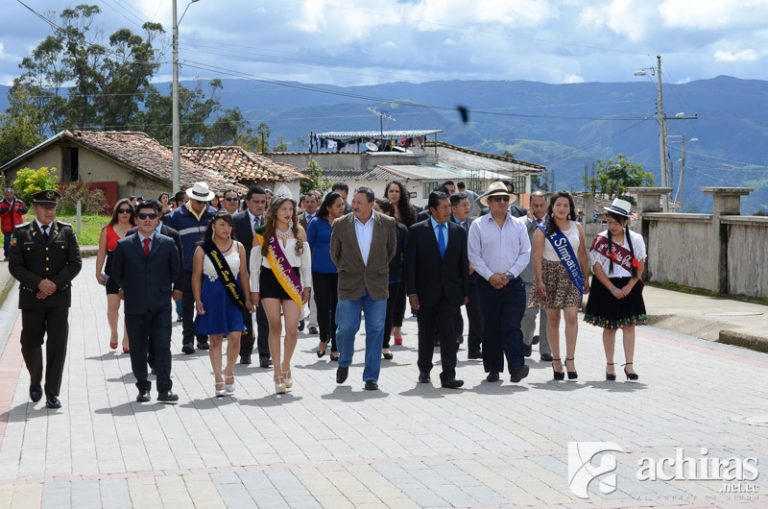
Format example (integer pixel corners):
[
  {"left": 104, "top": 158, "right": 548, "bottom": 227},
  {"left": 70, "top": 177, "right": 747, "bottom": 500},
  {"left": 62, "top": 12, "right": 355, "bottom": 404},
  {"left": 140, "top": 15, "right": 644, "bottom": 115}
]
[{"left": 112, "top": 201, "right": 181, "bottom": 403}]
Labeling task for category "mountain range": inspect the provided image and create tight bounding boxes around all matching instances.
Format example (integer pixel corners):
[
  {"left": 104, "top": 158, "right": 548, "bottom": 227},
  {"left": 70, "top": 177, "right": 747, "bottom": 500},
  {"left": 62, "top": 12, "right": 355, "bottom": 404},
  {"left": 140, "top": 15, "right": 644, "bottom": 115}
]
[{"left": 3, "top": 75, "right": 767, "bottom": 213}]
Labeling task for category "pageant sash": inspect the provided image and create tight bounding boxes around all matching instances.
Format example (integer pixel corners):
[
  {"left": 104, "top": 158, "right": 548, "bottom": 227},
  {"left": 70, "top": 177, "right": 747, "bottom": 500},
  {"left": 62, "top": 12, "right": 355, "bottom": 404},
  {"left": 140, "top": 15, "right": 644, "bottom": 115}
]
[
  {"left": 538, "top": 225, "right": 585, "bottom": 294},
  {"left": 203, "top": 240, "right": 250, "bottom": 335},
  {"left": 591, "top": 235, "right": 640, "bottom": 273},
  {"left": 255, "top": 232, "right": 304, "bottom": 310}
]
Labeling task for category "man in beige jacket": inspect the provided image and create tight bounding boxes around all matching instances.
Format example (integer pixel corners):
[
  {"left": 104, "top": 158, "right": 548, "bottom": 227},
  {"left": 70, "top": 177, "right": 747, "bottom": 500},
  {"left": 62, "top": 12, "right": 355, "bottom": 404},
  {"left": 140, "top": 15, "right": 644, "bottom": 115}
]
[{"left": 330, "top": 187, "right": 396, "bottom": 391}]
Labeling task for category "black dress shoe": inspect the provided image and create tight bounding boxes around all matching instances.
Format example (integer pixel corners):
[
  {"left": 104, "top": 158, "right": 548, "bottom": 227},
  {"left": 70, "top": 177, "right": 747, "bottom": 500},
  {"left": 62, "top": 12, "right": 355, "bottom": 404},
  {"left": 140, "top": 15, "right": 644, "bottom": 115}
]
[
  {"left": 441, "top": 378, "right": 464, "bottom": 389},
  {"left": 29, "top": 386, "right": 43, "bottom": 403},
  {"left": 197, "top": 341, "right": 210, "bottom": 351},
  {"left": 136, "top": 390, "right": 151, "bottom": 403},
  {"left": 364, "top": 380, "right": 379, "bottom": 391},
  {"left": 45, "top": 396, "right": 61, "bottom": 409},
  {"left": 336, "top": 366, "right": 349, "bottom": 384},
  {"left": 418, "top": 372, "right": 431, "bottom": 383},
  {"left": 240, "top": 354, "right": 252, "bottom": 365},
  {"left": 510, "top": 365, "right": 530, "bottom": 383},
  {"left": 308, "top": 326, "right": 319, "bottom": 334},
  {"left": 524, "top": 344, "right": 533, "bottom": 357},
  {"left": 532, "top": 335, "right": 540, "bottom": 345},
  {"left": 468, "top": 350, "right": 482, "bottom": 360},
  {"left": 182, "top": 344, "right": 195, "bottom": 354},
  {"left": 540, "top": 353, "right": 553, "bottom": 362},
  {"left": 157, "top": 391, "right": 179, "bottom": 402},
  {"left": 259, "top": 356, "right": 272, "bottom": 368},
  {"left": 486, "top": 371, "right": 500, "bottom": 382}
]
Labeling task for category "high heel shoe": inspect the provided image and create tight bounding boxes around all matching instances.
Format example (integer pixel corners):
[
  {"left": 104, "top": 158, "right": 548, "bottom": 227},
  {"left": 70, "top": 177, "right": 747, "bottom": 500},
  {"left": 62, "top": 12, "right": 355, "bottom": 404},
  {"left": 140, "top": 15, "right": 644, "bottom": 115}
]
[
  {"left": 330, "top": 352, "right": 340, "bottom": 362},
  {"left": 123, "top": 346, "right": 130, "bottom": 354},
  {"left": 382, "top": 348, "right": 393, "bottom": 360},
  {"left": 551, "top": 358, "right": 565, "bottom": 381},
  {"left": 275, "top": 377, "right": 286, "bottom": 394},
  {"left": 393, "top": 336, "right": 404, "bottom": 346},
  {"left": 605, "top": 363, "right": 616, "bottom": 381},
  {"left": 623, "top": 362, "right": 639, "bottom": 381},
  {"left": 316, "top": 340, "right": 328, "bottom": 358},
  {"left": 224, "top": 374, "right": 235, "bottom": 394},
  {"left": 215, "top": 382, "right": 227, "bottom": 397},
  {"left": 109, "top": 338, "right": 118, "bottom": 350},
  {"left": 284, "top": 370, "right": 293, "bottom": 391},
  {"left": 565, "top": 358, "right": 578, "bottom": 380}
]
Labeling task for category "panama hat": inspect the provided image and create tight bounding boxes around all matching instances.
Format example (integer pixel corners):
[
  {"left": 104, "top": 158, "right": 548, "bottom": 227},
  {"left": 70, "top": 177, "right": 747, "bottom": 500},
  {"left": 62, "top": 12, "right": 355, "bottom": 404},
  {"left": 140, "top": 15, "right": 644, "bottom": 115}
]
[
  {"left": 185, "top": 181, "right": 215, "bottom": 202},
  {"left": 479, "top": 181, "right": 515, "bottom": 207},
  {"left": 604, "top": 198, "right": 632, "bottom": 218}
]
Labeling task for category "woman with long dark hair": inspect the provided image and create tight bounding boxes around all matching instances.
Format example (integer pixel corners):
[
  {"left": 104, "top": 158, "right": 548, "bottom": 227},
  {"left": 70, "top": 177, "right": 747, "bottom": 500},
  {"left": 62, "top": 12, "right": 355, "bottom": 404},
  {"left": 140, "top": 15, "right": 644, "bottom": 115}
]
[
  {"left": 384, "top": 180, "right": 416, "bottom": 345},
  {"left": 529, "top": 191, "right": 590, "bottom": 380},
  {"left": 307, "top": 191, "right": 345, "bottom": 360},
  {"left": 373, "top": 198, "right": 407, "bottom": 360},
  {"left": 250, "top": 190, "right": 312, "bottom": 394},
  {"left": 584, "top": 199, "right": 647, "bottom": 381},
  {"left": 95, "top": 198, "right": 135, "bottom": 353},
  {"left": 192, "top": 211, "right": 252, "bottom": 397}
]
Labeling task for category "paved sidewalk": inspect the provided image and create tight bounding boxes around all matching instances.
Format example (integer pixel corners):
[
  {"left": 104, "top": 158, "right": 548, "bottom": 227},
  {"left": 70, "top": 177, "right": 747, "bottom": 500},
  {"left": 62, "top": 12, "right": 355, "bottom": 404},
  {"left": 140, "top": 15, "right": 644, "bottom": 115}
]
[{"left": 0, "top": 258, "right": 766, "bottom": 508}]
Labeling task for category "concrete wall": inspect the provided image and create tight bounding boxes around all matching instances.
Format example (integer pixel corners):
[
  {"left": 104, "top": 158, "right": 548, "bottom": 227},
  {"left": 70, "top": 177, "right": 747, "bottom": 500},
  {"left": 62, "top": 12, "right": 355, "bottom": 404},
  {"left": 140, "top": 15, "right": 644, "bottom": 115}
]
[
  {"left": 724, "top": 217, "right": 768, "bottom": 297},
  {"left": 270, "top": 152, "right": 425, "bottom": 172}
]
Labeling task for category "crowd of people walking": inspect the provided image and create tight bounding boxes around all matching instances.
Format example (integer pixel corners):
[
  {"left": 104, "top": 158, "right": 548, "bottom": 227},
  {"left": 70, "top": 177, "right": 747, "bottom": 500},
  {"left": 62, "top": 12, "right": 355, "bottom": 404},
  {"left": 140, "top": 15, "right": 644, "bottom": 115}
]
[{"left": 5, "top": 177, "right": 648, "bottom": 408}]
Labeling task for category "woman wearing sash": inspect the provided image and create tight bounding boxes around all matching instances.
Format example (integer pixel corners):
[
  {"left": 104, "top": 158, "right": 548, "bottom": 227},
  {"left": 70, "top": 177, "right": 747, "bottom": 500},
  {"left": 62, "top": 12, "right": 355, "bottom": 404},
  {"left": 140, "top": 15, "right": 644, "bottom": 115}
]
[
  {"left": 530, "top": 192, "right": 590, "bottom": 380},
  {"left": 192, "top": 211, "right": 252, "bottom": 397},
  {"left": 584, "top": 199, "right": 647, "bottom": 381},
  {"left": 249, "top": 189, "right": 312, "bottom": 394}
]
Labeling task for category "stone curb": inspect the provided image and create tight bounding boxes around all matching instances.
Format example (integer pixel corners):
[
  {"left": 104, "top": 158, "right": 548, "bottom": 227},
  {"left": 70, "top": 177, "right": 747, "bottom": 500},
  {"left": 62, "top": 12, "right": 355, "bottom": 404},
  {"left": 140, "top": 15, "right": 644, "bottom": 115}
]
[{"left": 718, "top": 329, "right": 768, "bottom": 353}]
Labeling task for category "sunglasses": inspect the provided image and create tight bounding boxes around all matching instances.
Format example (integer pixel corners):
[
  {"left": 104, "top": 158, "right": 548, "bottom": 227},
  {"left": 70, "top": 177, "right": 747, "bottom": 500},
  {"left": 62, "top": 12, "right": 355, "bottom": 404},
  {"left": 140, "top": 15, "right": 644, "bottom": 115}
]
[
  {"left": 117, "top": 208, "right": 132, "bottom": 214},
  {"left": 490, "top": 196, "right": 510, "bottom": 203},
  {"left": 224, "top": 197, "right": 239, "bottom": 202},
  {"left": 136, "top": 213, "right": 158, "bottom": 220}
]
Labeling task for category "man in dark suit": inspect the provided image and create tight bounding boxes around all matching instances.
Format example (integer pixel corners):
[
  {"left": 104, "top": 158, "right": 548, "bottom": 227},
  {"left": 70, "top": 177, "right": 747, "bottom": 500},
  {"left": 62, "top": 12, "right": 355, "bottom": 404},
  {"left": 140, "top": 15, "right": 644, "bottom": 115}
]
[
  {"left": 232, "top": 186, "right": 271, "bottom": 367},
  {"left": 450, "top": 192, "right": 483, "bottom": 359},
  {"left": 407, "top": 191, "right": 469, "bottom": 389},
  {"left": 112, "top": 200, "right": 181, "bottom": 403},
  {"left": 298, "top": 192, "right": 320, "bottom": 334},
  {"left": 330, "top": 187, "right": 396, "bottom": 391},
  {"left": 9, "top": 190, "right": 81, "bottom": 409}
]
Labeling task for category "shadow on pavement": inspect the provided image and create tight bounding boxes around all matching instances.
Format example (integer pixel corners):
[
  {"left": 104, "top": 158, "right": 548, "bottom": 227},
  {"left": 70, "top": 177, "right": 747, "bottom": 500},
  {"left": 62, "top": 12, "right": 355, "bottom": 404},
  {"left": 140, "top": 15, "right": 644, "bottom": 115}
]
[
  {"left": 106, "top": 372, "right": 136, "bottom": 383},
  {"left": 85, "top": 352, "right": 122, "bottom": 361},
  {"left": 399, "top": 384, "right": 447, "bottom": 399},
  {"left": 321, "top": 385, "right": 389, "bottom": 402},
  {"left": 94, "top": 401, "right": 169, "bottom": 416},
  {"left": 240, "top": 393, "right": 304, "bottom": 407},
  {"left": 180, "top": 397, "right": 238, "bottom": 409},
  {"left": 467, "top": 381, "right": 530, "bottom": 394},
  {"left": 0, "top": 402, "right": 50, "bottom": 423},
  {"left": 583, "top": 381, "right": 649, "bottom": 392}
]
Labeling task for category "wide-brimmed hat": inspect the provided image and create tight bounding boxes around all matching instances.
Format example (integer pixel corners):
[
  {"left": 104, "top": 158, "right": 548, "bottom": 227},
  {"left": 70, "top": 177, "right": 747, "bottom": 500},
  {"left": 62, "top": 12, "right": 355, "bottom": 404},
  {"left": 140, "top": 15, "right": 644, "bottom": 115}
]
[
  {"left": 31, "top": 189, "right": 61, "bottom": 205},
  {"left": 604, "top": 198, "right": 632, "bottom": 218},
  {"left": 479, "top": 181, "right": 515, "bottom": 207},
  {"left": 185, "top": 182, "right": 215, "bottom": 202}
]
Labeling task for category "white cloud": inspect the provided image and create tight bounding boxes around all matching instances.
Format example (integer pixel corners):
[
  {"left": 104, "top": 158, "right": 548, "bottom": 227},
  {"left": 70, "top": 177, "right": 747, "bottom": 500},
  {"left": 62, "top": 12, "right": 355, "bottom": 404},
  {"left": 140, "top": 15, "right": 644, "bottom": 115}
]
[
  {"left": 660, "top": 0, "right": 768, "bottom": 29},
  {"left": 714, "top": 49, "right": 760, "bottom": 62},
  {"left": 563, "top": 73, "right": 584, "bottom": 84},
  {"left": 579, "top": 0, "right": 658, "bottom": 42}
]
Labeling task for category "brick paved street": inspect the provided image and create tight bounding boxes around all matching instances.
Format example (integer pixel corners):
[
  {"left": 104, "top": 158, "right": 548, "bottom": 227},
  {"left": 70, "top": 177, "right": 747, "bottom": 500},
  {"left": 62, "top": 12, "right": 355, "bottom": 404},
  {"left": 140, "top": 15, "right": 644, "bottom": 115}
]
[{"left": 0, "top": 258, "right": 766, "bottom": 508}]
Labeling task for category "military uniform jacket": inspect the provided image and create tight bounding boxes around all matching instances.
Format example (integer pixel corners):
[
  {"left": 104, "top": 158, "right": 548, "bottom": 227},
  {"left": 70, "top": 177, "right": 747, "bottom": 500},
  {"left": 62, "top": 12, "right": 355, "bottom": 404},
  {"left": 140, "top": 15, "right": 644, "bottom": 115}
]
[{"left": 8, "top": 221, "right": 82, "bottom": 309}]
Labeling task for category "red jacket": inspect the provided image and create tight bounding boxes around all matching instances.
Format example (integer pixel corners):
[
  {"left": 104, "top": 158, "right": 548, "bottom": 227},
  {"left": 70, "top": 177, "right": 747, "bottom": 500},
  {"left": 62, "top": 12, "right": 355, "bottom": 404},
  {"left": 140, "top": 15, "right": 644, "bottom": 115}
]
[{"left": 0, "top": 198, "right": 28, "bottom": 234}]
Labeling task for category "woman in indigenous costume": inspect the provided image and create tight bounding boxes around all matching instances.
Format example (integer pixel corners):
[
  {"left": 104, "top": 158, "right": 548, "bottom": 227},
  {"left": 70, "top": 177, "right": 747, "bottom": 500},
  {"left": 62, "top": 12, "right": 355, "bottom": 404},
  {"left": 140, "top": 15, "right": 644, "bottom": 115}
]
[
  {"left": 584, "top": 198, "right": 647, "bottom": 381},
  {"left": 250, "top": 188, "right": 312, "bottom": 394},
  {"left": 192, "top": 211, "right": 252, "bottom": 397},
  {"left": 530, "top": 192, "right": 590, "bottom": 380}
]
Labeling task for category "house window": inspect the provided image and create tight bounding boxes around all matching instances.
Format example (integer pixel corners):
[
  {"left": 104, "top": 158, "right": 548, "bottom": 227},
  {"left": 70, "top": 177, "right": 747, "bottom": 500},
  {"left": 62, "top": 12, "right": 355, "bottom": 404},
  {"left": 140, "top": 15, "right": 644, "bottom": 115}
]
[
  {"left": 61, "top": 147, "right": 79, "bottom": 182},
  {"left": 423, "top": 181, "right": 439, "bottom": 198}
]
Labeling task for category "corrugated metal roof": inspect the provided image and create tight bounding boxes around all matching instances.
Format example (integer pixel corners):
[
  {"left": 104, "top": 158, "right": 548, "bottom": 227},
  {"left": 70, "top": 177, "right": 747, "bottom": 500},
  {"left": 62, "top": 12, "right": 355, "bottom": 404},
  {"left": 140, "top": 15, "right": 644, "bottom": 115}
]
[
  {"left": 315, "top": 130, "right": 442, "bottom": 138},
  {"left": 375, "top": 163, "right": 516, "bottom": 181}
]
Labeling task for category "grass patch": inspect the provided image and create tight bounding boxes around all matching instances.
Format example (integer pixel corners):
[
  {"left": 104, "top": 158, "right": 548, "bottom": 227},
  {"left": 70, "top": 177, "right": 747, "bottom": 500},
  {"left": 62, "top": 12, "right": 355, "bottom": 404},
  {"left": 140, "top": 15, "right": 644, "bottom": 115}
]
[
  {"left": 646, "top": 280, "right": 768, "bottom": 306},
  {"left": 23, "top": 212, "right": 109, "bottom": 246}
]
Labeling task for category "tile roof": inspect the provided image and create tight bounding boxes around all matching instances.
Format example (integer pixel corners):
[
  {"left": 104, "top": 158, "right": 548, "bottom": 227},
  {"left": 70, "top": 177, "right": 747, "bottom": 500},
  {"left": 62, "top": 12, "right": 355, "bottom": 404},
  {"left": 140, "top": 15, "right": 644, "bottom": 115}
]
[
  {"left": 64, "top": 130, "right": 247, "bottom": 193},
  {"left": 180, "top": 146, "right": 305, "bottom": 184}
]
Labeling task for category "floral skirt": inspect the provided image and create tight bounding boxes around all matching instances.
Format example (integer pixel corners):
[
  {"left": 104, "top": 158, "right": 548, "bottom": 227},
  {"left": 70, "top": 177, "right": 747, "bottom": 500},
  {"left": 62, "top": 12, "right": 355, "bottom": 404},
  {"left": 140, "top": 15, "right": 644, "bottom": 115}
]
[
  {"left": 584, "top": 276, "right": 647, "bottom": 329},
  {"left": 528, "top": 259, "right": 582, "bottom": 309}
]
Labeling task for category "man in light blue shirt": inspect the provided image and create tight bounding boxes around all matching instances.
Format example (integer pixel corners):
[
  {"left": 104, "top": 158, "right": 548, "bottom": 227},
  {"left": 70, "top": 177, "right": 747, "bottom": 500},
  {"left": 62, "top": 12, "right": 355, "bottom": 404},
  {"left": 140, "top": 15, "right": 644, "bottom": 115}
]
[{"left": 468, "top": 182, "right": 531, "bottom": 383}]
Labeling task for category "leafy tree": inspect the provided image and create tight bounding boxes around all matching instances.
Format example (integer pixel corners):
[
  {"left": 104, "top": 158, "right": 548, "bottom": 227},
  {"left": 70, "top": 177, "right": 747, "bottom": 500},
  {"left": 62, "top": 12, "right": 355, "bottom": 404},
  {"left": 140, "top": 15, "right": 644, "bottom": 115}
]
[
  {"left": 586, "top": 154, "right": 655, "bottom": 201},
  {"left": 12, "top": 167, "right": 58, "bottom": 202},
  {"left": 301, "top": 160, "right": 331, "bottom": 195},
  {"left": 255, "top": 123, "right": 271, "bottom": 153},
  {"left": 0, "top": 87, "right": 44, "bottom": 164}
]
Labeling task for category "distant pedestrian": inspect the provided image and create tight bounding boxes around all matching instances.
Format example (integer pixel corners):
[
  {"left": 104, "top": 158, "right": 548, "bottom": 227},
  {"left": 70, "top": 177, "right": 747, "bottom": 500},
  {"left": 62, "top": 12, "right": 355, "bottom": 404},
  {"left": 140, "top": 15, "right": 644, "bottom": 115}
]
[
  {"left": 330, "top": 187, "right": 396, "bottom": 391},
  {"left": 584, "top": 198, "right": 647, "bottom": 381},
  {"left": 450, "top": 192, "right": 482, "bottom": 359},
  {"left": 95, "top": 198, "right": 135, "bottom": 353},
  {"left": 8, "top": 190, "right": 82, "bottom": 409},
  {"left": 192, "top": 211, "right": 252, "bottom": 397},
  {"left": 331, "top": 182, "right": 352, "bottom": 214},
  {"left": 529, "top": 192, "right": 590, "bottom": 380},
  {"left": 221, "top": 189, "right": 240, "bottom": 215},
  {"left": 384, "top": 180, "right": 416, "bottom": 346},
  {"left": 1, "top": 188, "right": 27, "bottom": 261},
  {"left": 468, "top": 182, "right": 531, "bottom": 384},
  {"left": 456, "top": 182, "right": 481, "bottom": 216},
  {"left": 112, "top": 200, "right": 180, "bottom": 403}
]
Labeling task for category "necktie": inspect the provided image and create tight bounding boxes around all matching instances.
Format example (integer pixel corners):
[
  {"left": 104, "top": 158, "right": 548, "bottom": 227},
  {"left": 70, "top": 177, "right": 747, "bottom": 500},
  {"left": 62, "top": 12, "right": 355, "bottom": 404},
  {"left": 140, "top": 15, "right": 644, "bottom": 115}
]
[
  {"left": 143, "top": 238, "right": 151, "bottom": 256},
  {"left": 41, "top": 225, "right": 49, "bottom": 241},
  {"left": 437, "top": 223, "right": 446, "bottom": 258}
]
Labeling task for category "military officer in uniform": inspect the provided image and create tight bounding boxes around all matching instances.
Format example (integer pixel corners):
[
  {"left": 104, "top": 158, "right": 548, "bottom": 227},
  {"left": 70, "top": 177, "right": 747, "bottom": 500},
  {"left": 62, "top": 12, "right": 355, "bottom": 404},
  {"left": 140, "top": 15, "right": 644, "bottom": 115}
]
[{"left": 8, "top": 190, "right": 82, "bottom": 409}]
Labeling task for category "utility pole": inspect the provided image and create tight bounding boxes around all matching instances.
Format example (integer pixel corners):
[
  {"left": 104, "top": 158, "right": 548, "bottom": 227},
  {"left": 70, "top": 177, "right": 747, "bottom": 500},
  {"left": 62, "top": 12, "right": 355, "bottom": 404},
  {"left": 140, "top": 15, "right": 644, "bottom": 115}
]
[
  {"left": 679, "top": 135, "right": 686, "bottom": 212},
  {"left": 172, "top": 0, "right": 180, "bottom": 194},
  {"left": 655, "top": 55, "right": 669, "bottom": 211}
]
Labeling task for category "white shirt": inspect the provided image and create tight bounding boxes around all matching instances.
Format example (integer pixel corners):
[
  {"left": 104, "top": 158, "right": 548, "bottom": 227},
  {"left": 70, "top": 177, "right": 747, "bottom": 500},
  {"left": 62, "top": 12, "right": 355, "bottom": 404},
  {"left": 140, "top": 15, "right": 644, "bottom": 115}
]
[
  {"left": 468, "top": 213, "right": 531, "bottom": 280},
  {"left": 35, "top": 219, "right": 51, "bottom": 234},
  {"left": 542, "top": 221, "right": 581, "bottom": 262},
  {"left": 590, "top": 230, "right": 647, "bottom": 278},
  {"left": 353, "top": 214, "right": 375, "bottom": 266},
  {"left": 249, "top": 237, "right": 312, "bottom": 292}
]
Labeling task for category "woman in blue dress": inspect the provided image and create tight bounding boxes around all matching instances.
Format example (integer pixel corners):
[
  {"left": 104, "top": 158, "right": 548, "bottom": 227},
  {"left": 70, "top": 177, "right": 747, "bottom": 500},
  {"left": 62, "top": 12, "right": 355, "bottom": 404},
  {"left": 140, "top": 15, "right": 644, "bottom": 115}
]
[{"left": 192, "top": 211, "right": 253, "bottom": 397}]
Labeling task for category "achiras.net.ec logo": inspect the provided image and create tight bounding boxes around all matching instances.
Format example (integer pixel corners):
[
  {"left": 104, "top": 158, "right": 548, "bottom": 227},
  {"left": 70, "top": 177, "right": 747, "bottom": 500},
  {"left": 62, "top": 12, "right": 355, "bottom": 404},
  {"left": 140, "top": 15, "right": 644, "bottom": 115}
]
[{"left": 567, "top": 442, "right": 760, "bottom": 499}]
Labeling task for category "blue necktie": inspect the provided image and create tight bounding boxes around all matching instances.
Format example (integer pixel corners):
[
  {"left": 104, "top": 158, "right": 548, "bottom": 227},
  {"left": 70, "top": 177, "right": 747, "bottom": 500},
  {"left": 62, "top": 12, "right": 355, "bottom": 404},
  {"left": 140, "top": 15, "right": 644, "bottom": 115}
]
[{"left": 437, "top": 223, "right": 446, "bottom": 258}]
